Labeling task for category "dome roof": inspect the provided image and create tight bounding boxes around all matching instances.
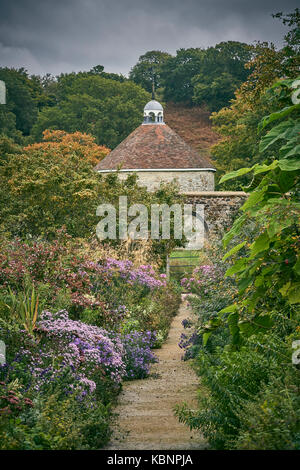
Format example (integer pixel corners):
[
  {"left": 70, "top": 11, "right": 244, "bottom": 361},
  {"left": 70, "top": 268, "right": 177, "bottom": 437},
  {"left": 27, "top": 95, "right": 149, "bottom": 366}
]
[{"left": 144, "top": 100, "right": 163, "bottom": 111}]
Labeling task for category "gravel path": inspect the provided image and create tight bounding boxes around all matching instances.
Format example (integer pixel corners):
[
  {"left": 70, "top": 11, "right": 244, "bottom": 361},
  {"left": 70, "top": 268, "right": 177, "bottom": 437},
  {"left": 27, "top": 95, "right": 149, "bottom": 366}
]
[{"left": 105, "top": 298, "right": 207, "bottom": 450}]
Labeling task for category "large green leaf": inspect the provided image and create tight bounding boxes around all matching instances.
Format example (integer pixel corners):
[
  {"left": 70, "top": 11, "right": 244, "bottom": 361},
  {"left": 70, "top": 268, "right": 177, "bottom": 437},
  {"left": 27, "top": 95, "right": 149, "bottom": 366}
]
[
  {"left": 222, "top": 241, "right": 247, "bottom": 261},
  {"left": 239, "top": 315, "right": 274, "bottom": 337},
  {"left": 259, "top": 120, "right": 292, "bottom": 153},
  {"left": 283, "top": 122, "right": 300, "bottom": 140},
  {"left": 238, "top": 276, "right": 253, "bottom": 292},
  {"left": 267, "top": 217, "right": 295, "bottom": 238},
  {"left": 283, "top": 144, "right": 300, "bottom": 159},
  {"left": 218, "top": 303, "right": 238, "bottom": 317},
  {"left": 279, "top": 281, "right": 291, "bottom": 297},
  {"left": 278, "top": 170, "right": 299, "bottom": 193},
  {"left": 293, "top": 257, "right": 300, "bottom": 276},
  {"left": 203, "top": 331, "right": 212, "bottom": 346},
  {"left": 259, "top": 105, "right": 300, "bottom": 131},
  {"left": 225, "top": 258, "right": 247, "bottom": 277},
  {"left": 253, "top": 161, "right": 278, "bottom": 175},
  {"left": 222, "top": 213, "right": 248, "bottom": 248},
  {"left": 288, "top": 283, "right": 300, "bottom": 304},
  {"left": 250, "top": 230, "right": 270, "bottom": 258},
  {"left": 278, "top": 158, "right": 300, "bottom": 171},
  {"left": 242, "top": 188, "right": 266, "bottom": 212},
  {"left": 219, "top": 166, "right": 253, "bottom": 184}
]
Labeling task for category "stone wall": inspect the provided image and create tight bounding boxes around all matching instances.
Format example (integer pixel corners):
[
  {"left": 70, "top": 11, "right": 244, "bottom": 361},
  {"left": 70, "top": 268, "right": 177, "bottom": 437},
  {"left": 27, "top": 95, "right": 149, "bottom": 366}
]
[
  {"left": 183, "top": 191, "right": 247, "bottom": 236},
  {"left": 117, "top": 170, "right": 215, "bottom": 192}
]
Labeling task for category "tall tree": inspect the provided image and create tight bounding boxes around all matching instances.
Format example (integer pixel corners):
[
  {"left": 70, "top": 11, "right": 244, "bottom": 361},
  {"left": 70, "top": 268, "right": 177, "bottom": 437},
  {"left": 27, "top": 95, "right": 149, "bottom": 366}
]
[
  {"left": 160, "top": 42, "right": 253, "bottom": 109},
  {"left": 161, "top": 48, "right": 204, "bottom": 103},
  {"left": 31, "top": 75, "right": 150, "bottom": 149},
  {"left": 0, "top": 130, "right": 109, "bottom": 238},
  {"left": 129, "top": 51, "right": 172, "bottom": 93},
  {"left": 211, "top": 9, "right": 300, "bottom": 188},
  {"left": 0, "top": 68, "right": 39, "bottom": 136}
]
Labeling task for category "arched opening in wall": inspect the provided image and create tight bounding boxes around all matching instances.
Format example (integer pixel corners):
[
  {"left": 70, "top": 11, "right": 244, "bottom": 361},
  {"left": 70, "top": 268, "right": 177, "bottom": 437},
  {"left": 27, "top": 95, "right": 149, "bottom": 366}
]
[
  {"left": 184, "top": 210, "right": 209, "bottom": 250},
  {"left": 192, "top": 210, "right": 209, "bottom": 234},
  {"left": 148, "top": 112, "right": 155, "bottom": 122}
]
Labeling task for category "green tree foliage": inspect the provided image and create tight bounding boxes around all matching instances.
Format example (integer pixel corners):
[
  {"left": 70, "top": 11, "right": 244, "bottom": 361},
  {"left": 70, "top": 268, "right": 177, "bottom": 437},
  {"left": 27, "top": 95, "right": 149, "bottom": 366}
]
[
  {"left": 0, "top": 130, "right": 184, "bottom": 261},
  {"left": 211, "top": 9, "right": 300, "bottom": 187},
  {"left": 161, "top": 48, "right": 203, "bottom": 103},
  {"left": 192, "top": 42, "right": 254, "bottom": 111},
  {"left": 0, "top": 65, "right": 146, "bottom": 149},
  {"left": 0, "top": 130, "right": 109, "bottom": 238},
  {"left": 31, "top": 72, "right": 150, "bottom": 149},
  {"left": 160, "top": 42, "right": 253, "bottom": 109},
  {"left": 129, "top": 50, "right": 172, "bottom": 93},
  {"left": 0, "top": 68, "right": 40, "bottom": 136}
]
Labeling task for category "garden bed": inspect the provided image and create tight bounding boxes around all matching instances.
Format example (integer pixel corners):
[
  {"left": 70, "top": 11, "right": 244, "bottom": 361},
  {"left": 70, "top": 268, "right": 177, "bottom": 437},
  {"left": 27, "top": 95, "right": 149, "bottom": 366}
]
[{"left": 0, "top": 232, "right": 181, "bottom": 449}]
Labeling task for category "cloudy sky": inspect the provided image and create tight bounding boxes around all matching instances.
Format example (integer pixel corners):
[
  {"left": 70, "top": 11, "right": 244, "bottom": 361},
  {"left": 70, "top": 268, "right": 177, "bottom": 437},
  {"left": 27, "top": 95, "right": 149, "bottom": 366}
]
[{"left": 0, "top": 0, "right": 298, "bottom": 76}]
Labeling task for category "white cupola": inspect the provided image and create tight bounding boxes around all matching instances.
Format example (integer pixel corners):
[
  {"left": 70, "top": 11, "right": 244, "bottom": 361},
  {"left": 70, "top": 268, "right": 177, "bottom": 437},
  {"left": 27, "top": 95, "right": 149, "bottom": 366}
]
[{"left": 143, "top": 99, "right": 164, "bottom": 124}]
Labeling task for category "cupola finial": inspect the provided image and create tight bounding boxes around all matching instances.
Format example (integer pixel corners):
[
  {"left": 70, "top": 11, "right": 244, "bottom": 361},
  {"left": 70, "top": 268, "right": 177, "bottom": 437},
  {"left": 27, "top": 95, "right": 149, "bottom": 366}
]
[
  {"left": 143, "top": 68, "right": 164, "bottom": 124},
  {"left": 152, "top": 78, "right": 155, "bottom": 100}
]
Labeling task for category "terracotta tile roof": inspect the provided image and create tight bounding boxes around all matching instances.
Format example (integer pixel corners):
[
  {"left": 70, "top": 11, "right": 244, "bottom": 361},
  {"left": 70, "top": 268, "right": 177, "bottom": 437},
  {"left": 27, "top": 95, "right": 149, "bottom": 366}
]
[{"left": 94, "top": 123, "right": 215, "bottom": 171}]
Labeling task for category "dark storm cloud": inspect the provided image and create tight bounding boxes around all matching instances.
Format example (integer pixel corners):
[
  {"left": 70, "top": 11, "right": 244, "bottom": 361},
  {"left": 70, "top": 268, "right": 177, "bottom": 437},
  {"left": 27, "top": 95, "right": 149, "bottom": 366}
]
[{"left": 0, "top": 0, "right": 298, "bottom": 76}]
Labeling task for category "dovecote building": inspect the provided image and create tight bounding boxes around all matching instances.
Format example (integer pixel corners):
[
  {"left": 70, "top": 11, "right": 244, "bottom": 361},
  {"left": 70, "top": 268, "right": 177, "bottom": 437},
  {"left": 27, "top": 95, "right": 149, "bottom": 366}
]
[{"left": 94, "top": 99, "right": 216, "bottom": 192}]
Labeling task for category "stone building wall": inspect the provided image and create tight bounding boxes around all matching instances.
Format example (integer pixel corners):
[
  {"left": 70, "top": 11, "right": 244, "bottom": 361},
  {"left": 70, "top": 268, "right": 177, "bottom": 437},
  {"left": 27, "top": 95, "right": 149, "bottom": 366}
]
[
  {"left": 117, "top": 170, "right": 215, "bottom": 192},
  {"left": 183, "top": 191, "right": 247, "bottom": 236}
]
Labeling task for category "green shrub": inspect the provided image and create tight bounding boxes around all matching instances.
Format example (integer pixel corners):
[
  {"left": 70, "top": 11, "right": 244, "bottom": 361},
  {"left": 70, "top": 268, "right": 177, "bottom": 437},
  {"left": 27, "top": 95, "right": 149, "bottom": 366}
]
[
  {"left": 0, "top": 388, "right": 112, "bottom": 450},
  {"left": 235, "top": 371, "right": 300, "bottom": 450}
]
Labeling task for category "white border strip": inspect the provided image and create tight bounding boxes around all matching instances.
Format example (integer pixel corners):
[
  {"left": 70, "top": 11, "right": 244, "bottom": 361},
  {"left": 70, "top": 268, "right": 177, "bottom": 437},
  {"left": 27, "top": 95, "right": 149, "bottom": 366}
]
[{"left": 97, "top": 168, "right": 216, "bottom": 173}]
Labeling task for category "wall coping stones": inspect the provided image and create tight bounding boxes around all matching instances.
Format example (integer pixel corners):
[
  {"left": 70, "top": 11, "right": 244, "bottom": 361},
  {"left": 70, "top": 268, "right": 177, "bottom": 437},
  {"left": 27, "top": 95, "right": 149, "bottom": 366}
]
[{"left": 182, "top": 191, "right": 247, "bottom": 197}]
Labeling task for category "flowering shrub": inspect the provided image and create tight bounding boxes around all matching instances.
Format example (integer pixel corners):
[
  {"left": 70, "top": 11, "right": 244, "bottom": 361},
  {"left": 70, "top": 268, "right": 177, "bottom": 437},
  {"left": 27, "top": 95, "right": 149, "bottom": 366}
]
[
  {"left": 121, "top": 330, "right": 158, "bottom": 380},
  {"left": 180, "top": 264, "right": 224, "bottom": 296},
  {"left": 1, "top": 309, "right": 159, "bottom": 399},
  {"left": 0, "top": 234, "right": 171, "bottom": 331},
  {"left": 102, "top": 259, "right": 167, "bottom": 290},
  {"left": 38, "top": 310, "right": 125, "bottom": 385},
  {"left": 0, "top": 230, "right": 181, "bottom": 449},
  {"left": 0, "top": 381, "right": 33, "bottom": 416}
]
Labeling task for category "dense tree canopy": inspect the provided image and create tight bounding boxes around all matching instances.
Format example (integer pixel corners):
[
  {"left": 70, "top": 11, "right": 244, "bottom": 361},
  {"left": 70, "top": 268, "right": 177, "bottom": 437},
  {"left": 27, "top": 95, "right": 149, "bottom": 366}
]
[
  {"left": 0, "top": 131, "right": 109, "bottom": 238},
  {"left": 31, "top": 72, "right": 150, "bottom": 149},
  {"left": 191, "top": 42, "right": 254, "bottom": 111},
  {"left": 0, "top": 68, "right": 40, "bottom": 136},
  {"left": 155, "top": 42, "right": 254, "bottom": 110},
  {"left": 0, "top": 66, "right": 149, "bottom": 149},
  {"left": 129, "top": 50, "right": 172, "bottom": 93},
  {"left": 211, "top": 10, "right": 300, "bottom": 188}
]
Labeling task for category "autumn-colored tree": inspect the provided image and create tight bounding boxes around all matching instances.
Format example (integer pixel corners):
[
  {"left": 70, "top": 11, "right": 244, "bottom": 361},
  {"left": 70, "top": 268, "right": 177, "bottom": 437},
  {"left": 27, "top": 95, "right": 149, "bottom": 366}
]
[
  {"left": 0, "top": 130, "right": 184, "bottom": 261},
  {"left": 26, "top": 129, "right": 109, "bottom": 166},
  {"left": 0, "top": 130, "right": 109, "bottom": 238}
]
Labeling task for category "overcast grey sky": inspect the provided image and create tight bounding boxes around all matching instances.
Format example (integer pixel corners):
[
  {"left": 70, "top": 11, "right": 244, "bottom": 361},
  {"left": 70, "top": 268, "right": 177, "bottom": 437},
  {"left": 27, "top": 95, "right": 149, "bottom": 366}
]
[{"left": 0, "top": 0, "right": 298, "bottom": 76}]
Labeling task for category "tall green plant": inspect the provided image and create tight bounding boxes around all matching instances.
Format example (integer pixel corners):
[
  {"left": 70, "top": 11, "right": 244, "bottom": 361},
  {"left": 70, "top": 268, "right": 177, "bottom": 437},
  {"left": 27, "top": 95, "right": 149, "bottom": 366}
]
[
  {"left": 6, "top": 287, "right": 40, "bottom": 335},
  {"left": 204, "top": 78, "right": 300, "bottom": 344}
]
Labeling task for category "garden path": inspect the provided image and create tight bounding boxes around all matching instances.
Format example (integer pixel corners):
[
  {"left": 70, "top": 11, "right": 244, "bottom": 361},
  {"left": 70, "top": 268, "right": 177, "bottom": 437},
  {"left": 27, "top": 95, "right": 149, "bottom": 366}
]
[{"left": 105, "top": 297, "right": 207, "bottom": 450}]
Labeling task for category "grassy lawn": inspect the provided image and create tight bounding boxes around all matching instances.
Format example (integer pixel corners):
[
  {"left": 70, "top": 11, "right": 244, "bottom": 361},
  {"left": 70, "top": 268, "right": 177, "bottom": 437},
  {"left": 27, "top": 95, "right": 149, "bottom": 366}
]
[{"left": 168, "top": 250, "right": 204, "bottom": 281}]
